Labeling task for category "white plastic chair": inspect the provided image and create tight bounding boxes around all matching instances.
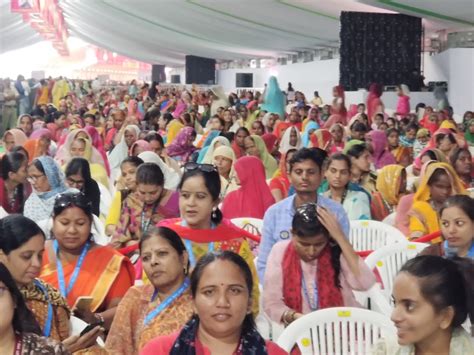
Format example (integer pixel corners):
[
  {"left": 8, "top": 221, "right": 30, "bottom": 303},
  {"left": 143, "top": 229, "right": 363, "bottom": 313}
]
[
  {"left": 231, "top": 217, "right": 263, "bottom": 236},
  {"left": 276, "top": 307, "right": 396, "bottom": 354},
  {"left": 381, "top": 212, "right": 396, "bottom": 226},
  {"left": 364, "top": 242, "right": 429, "bottom": 302},
  {"left": 349, "top": 220, "right": 407, "bottom": 251},
  {"left": 98, "top": 182, "right": 112, "bottom": 217}
]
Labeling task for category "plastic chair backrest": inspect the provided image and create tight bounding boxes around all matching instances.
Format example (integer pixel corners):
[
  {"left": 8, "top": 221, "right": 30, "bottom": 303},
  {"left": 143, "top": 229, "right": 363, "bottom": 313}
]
[
  {"left": 231, "top": 217, "right": 263, "bottom": 236},
  {"left": 276, "top": 307, "right": 396, "bottom": 354},
  {"left": 364, "top": 242, "right": 428, "bottom": 301},
  {"left": 349, "top": 220, "right": 407, "bottom": 251}
]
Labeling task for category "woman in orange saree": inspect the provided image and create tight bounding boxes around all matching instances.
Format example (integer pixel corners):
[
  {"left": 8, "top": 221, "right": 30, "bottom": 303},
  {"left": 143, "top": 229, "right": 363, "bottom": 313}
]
[{"left": 39, "top": 192, "right": 134, "bottom": 330}]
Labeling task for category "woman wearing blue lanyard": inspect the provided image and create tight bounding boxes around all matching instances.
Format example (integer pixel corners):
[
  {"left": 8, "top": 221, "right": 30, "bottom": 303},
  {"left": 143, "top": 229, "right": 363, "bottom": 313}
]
[
  {"left": 263, "top": 202, "right": 376, "bottom": 326},
  {"left": 106, "top": 226, "right": 194, "bottom": 354},
  {"left": 0, "top": 263, "right": 69, "bottom": 354},
  {"left": 110, "top": 163, "right": 180, "bottom": 251},
  {"left": 0, "top": 214, "right": 102, "bottom": 352},
  {"left": 160, "top": 162, "right": 261, "bottom": 315},
  {"left": 421, "top": 195, "right": 474, "bottom": 259}
]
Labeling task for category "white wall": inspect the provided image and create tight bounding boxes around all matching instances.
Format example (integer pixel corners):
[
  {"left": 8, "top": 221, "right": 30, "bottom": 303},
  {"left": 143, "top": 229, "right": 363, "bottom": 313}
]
[{"left": 215, "top": 48, "right": 474, "bottom": 115}]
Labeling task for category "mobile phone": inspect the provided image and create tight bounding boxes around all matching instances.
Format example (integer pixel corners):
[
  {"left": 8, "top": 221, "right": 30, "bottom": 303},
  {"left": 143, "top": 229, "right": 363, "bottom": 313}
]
[
  {"left": 73, "top": 297, "right": 93, "bottom": 313},
  {"left": 80, "top": 322, "right": 101, "bottom": 337}
]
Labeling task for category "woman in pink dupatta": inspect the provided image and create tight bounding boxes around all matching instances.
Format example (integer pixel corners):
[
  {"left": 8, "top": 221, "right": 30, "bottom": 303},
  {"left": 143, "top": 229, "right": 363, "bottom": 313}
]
[
  {"left": 84, "top": 125, "right": 111, "bottom": 176},
  {"left": 166, "top": 127, "right": 197, "bottom": 163},
  {"left": 330, "top": 85, "right": 347, "bottom": 123},
  {"left": 221, "top": 156, "right": 275, "bottom": 219},
  {"left": 367, "top": 130, "right": 396, "bottom": 169},
  {"left": 366, "top": 83, "right": 384, "bottom": 125}
]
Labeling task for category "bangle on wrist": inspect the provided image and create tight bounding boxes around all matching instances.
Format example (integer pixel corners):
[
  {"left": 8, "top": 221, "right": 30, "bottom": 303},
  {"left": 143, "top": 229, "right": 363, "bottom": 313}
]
[{"left": 94, "top": 313, "right": 105, "bottom": 327}]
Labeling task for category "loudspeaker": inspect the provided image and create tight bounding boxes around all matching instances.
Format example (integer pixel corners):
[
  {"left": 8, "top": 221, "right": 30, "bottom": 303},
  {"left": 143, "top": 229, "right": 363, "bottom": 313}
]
[
  {"left": 340, "top": 12, "right": 422, "bottom": 90},
  {"left": 171, "top": 75, "right": 181, "bottom": 84},
  {"left": 151, "top": 65, "right": 166, "bottom": 83},
  {"left": 185, "top": 55, "right": 216, "bottom": 84},
  {"left": 236, "top": 73, "right": 253, "bottom": 88}
]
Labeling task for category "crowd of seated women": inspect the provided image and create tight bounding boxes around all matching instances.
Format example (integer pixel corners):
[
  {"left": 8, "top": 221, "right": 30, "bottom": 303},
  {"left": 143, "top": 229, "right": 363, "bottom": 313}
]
[{"left": 0, "top": 75, "right": 473, "bottom": 354}]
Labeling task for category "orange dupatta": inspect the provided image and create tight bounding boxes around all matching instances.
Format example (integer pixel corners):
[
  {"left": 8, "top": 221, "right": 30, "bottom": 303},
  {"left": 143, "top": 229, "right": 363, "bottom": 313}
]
[{"left": 40, "top": 245, "right": 135, "bottom": 312}]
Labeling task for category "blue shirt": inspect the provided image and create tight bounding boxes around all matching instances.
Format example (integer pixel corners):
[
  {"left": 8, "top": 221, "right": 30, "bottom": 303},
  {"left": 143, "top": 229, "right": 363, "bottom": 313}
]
[{"left": 257, "top": 194, "right": 350, "bottom": 281}]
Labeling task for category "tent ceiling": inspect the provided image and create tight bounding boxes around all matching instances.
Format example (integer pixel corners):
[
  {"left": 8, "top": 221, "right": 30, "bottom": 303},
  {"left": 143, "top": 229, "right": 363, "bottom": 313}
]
[{"left": 1, "top": 0, "right": 473, "bottom": 66}]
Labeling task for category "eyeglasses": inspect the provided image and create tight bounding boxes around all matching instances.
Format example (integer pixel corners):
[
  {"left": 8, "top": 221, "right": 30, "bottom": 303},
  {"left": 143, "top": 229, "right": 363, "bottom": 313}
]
[
  {"left": 27, "top": 174, "right": 45, "bottom": 183},
  {"left": 295, "top": 203, "right": 318, "bottom": 223},
  {"left": 184, "top": 162, "right": 217, "bottom": 173},
  {"left": 54, "top": 192, "right": 92, "bottom": 210}
]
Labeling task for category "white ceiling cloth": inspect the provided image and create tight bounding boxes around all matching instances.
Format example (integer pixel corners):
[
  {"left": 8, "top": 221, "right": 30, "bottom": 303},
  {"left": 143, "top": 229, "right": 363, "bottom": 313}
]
[{"left": 1, "top": 0, "right": 473, "bottom": 65}]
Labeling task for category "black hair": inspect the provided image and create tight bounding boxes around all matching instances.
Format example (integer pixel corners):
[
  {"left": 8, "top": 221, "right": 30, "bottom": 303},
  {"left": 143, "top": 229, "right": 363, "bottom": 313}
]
[
  {"left": 351, "top": 121, "right": 367, "bottom": 133},
  {"left": 178, "top": 168, "right": 222, "bottom": 225},
  {"left": 399, "top": 255, "right": 474, "bottom": 328},
  {"left": 428, "top": 167, "right": 449, "bottom": 186},
  {"left": 136, "top": 162, "right": 165, "bottom": 186},
  {"left": 449, "top": 147, "right": 471, "bottom": 167},
  {"left": 140, "top": 226, "right": 190, "bottom": 274},
  {"left": 421, "top": 149, "right": 438, "bottom": 162},
  {"left": 190, "top": 251, "right": 256, "bottom": 333},
  {"left": 120, "top": 156, "right": 144, "bottom": 169},
  {"left": 326, "top": 153, "right": 352, "bottom": 171},
  {"left": 10, "top": 145, "right": 29, "bottom": 160},
  {"left": 346, "top": 143, "right": 369, "bottom": 159},
  {"left": 51, "top": 111, "right": 65, "bottom": 122},
  {"left": 211, "top": 115, "right": 225, "bottom": 128},
  {"left": 1, "top": 152, "right": 28, "bottom": 180},
  {"left": 162, "top": 113, "right": 174, "bottom": 125},
  {"left": 291, "top": 206, "right": 342, "bottom": 287},
  {"left": 374, "top": 113, "right": 384, "bottom": 120},
  {"left": 314, "top": 91, "right": 319, "bottom": 96},
  {"left": 0, "top": 263, "right": 42, "bottom": 335},
  {"left": 219, "top": 131, "right": 235, "bottom": 143},
  {"left": 144, "top": 132, "right": 164, "bottom": 148},
  {"left": 32, "top": 159, "right": 46, "bottom": 174},
  {"left": 406, "top": 123, "right": 419, "bottom": 132},
  {"left": 52, "top": 192, "right": 93, "bottom": 225},
  {"left": 415, "top": 103, "right": 426, "bottom": 112},
  {"left": 440, "top": 195, "right": 474, "bottom": 221},
  {"left": 83, "top": 113, "right": 96, "bottom": 122},
  {"left": 65, "top": 158, "right": 101, "bottom": 216},
  {"left": 386, "top": 128, "right": 400, "bottom": 137},
  {"left": 251, "top": 120, "right": 265, "bottom": 132},
  {"left": 235, "top": 127, "right": 250, "bottom": 136},
  {"left": 0, "top": 214, "right": 45, "bottom": 254},
  {"left": 289, "top": 147, "right": 327, "bottom": 172},
  {"left": 435, "top": 133, "right": 456, "bottom": 146}
]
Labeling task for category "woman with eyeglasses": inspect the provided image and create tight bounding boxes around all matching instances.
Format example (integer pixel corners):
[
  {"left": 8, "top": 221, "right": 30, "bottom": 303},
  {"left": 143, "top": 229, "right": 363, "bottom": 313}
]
[
  {"left": 0, "top": 152, "right": 31, "bottom": 214},
  {"left": 0, "top": 263, "right": 69, "bottom": 354},
  {"left": 263, "top": 203, "right": 375, "bottom": 325},
  {"left": 106, "top": 226, "right": 194, "bottom": 354},
  {"left": 110, "top": 163, "right": 180, "bottom": 251},
  {"left": 160, "top": 162, "right": 261, "bottom": 315},
  {"left": 0, "top": 215, "right": 103, "bottom": 353},
  {"left": 23, "top": 156, "right": 74, "bottom": 223},
  {"left": 142, "top": 251, "right": 286, "bottom": 354},
  {"left": 39, "top": 192, "right": 135, "bottom": 333}
]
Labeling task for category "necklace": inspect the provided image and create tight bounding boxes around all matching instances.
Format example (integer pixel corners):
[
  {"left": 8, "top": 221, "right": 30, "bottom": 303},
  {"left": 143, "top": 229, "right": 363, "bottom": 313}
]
[{"left": 328, "top": 188, "right": 348, "bottom": 205}]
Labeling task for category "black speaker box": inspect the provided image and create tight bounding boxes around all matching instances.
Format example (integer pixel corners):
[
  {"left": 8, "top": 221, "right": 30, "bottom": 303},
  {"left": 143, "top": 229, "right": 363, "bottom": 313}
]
[{"left": 236, "top": 73, "right": 253, "bottom": 88}]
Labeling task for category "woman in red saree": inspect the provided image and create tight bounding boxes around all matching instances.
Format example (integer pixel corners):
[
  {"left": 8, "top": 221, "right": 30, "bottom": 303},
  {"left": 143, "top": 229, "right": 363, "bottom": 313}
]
[
  {"left": 159, "top": 162, "right": 261, "bottom": 314},
  {"left": 366, "top": 83, "right": 384, "bottom": 125},
  {"left": 40, "top": 192, "right": 134, "bottom": 329}
]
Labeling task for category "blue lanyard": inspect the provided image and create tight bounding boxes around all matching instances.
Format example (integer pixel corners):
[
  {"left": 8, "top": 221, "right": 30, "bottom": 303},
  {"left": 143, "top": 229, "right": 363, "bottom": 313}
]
[
  {"left": 185, "top": 239, "right": 214, "bottom": 267},
  {"left": 180, "top": 220, "right": 216, "bottom": 267},
  {"left": 444, "top": 240, "right": 474, "bottom": 259},
  {"left": 140, "top": 203, "right": 158, "bottom": 235},
  {"left": 301, "top": 275, "right": 318, "bottom": 311},
  {"left": 33, "top": 279, "right": 53, "bottom": 337},
  {"left": 53, "top": 239, "right": 90, "bottom": 298},
  {"left": 143, "top": 278, "right": 190, "bottom": 326}
]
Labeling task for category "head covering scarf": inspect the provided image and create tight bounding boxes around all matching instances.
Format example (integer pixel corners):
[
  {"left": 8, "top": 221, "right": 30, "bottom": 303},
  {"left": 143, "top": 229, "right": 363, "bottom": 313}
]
[
  {"left": 342, "top": 139, "right": 365, "bottom": 154},
  {"left": 202, "top": 130, "right": 221, "bottom": 148},
  {"left": 30, "top": 128, "right": 52, "bottom": 140},
  {"left": 323, "top": 114, "right": 344, "bottom": 129},
  {"left": 464, "top": 119, "right": 474, "bottom": 145},
  {"left": 84, "top": 126, "right": 110, "bottom": 175},
  {"left": 249, "top": 135, "right": 278, "bottom": 179},
  {"left": 35, "top": 156, "right": 68, "bottom": 200},
  {"left": 108, "top": 124, "right": 140, "bottom": 173},
  {"left": 279, "top": 126, "right": 302, "bottom": 154},
  {"left": 3, "top": 129, "right": 28, "bottom": 149},
  {"left": 261, "top": 133, "right": 278, "bottom": 153},
  {"left": 166, "top": 127, "right": 196, "bottom": 162},
  {"left": 200, "top": 136, "right": 230, "bottom": 164},
  {"left": 260, "top": 76, "right": 285, "bottom": 119},
  {"left": 368, "top": 130, "right": 396, "bottom": 169},
  {"left": 129, "top": 140, "right": 152, "bottom": 156},
  {"left": 137, "top": 151, "right": 180, "bottom": 191},
  {"left": 302, "top": 121, "right": 319, "bottom": 147},
  {"left": 55, "top": 129, "right": 107, "bottom": 169},
  {"left": 261, "top": 112, "right": 273, "bottom": 132},
  {"left": 310, "top": 129, "right": 332, "bottom": 151},
  {"left": 221, "top": 156, "right": 275, "bottom": 219},
  {"left": 211, "top": 145, "right": 238, "bottom": 197},
  {"left": 210, "top": 86, "right": 229, "bottom": 116},
  {"left": 376, "top": 165, "right": 405, "bottom": 206},
  {"left": 413, "top": 147, "right": 448, "bottom": 170},
  {"left": 367, "top": 83, "right": 384, "bottom": 124},
  {"left": 428, "top": 128, "right": 458, "bottom": 150},
  {"left": 413, "top": 162, "right": 466, "bottom": 203}
]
